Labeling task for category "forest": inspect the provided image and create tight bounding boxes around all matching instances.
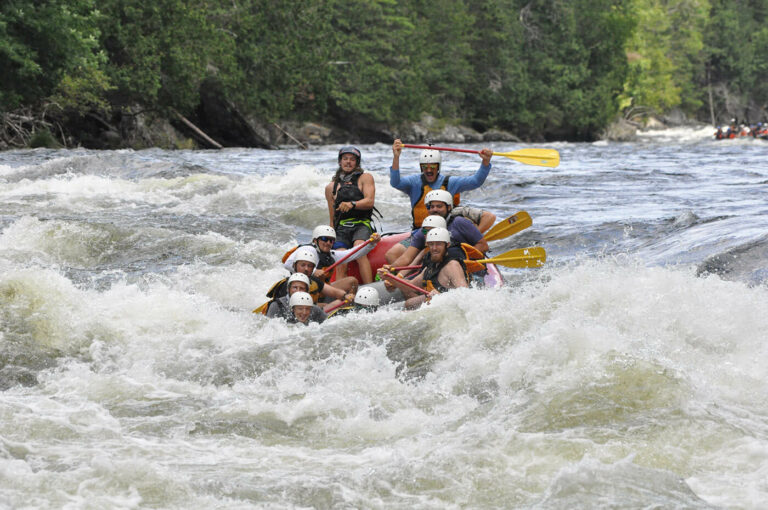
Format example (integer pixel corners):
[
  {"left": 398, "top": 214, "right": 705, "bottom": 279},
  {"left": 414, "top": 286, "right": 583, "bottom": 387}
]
[{"left": 1, "top": 0, "right": 767, "bottom": 148}]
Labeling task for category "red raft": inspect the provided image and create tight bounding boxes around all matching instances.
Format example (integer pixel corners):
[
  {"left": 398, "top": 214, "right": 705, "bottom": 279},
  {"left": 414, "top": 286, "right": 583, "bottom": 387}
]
[{"left": 339, "top": 232, "right": 504, "bottom": 288}]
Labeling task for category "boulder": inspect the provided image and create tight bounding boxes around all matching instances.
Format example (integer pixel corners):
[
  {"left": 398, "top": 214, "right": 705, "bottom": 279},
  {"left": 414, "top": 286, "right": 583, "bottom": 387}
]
[
  {"left": 482, "top": 129, "right": 522, "bottom": 142},
  {"left": 601, "top": 118, "right": 637, "bottom": 141}
]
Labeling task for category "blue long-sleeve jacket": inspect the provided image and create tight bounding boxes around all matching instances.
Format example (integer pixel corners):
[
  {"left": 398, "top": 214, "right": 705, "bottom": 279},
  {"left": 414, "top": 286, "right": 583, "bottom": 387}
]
[{"left": 389, "top": 164, "right": 492, "bottom": 207}]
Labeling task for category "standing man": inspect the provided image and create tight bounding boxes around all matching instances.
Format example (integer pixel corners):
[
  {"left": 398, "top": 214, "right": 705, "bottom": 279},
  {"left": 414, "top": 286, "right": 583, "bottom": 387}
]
[{"left": 325, "top": 146, "right": 377, "bottom": 283}]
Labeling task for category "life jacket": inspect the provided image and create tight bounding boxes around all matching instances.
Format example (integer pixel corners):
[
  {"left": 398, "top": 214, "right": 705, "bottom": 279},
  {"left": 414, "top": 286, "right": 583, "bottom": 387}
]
[
  {"left": 422, "top": 244, "right": 468, "bottom": 293},
  {"left": 411, "top": 175, "right": 461, "bottom": 229},
  {"left": 332, "top": 172, "right": 371, "bottom": 229},
  {"left": 267, "top": 296, "right": 291, "bottom": 319},
  {"left": 282, "top": 243, "right": 333, "bottom": 269},
  {"left": 259, "top": 275, "right": 325, "bottom": 314}
]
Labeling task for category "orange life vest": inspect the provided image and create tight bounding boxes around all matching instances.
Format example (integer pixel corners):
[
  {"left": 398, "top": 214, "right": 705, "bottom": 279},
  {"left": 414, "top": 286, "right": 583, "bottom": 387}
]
[{"left": 411, "top": 175, "right": 461, "bottom": 229}]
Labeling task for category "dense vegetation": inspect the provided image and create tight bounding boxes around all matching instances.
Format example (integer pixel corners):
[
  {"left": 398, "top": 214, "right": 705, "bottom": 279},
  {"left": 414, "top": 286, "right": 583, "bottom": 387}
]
[{"left": 1, "top": 0, "right": 767, "bottom": 147}]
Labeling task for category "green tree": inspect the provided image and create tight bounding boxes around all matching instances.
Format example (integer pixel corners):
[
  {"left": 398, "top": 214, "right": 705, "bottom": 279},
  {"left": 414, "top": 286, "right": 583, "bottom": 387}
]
[
  {"left": 97, "top": 0, "right": 238, "bottom": 114},
  {"left": 705, "top": 0, "right": 768, "bottom": 120},
  {"left": 0, "top": 0, "right": 109, "bottom": 111},
  {"left": 620, "top": 0, "right": 709, "bottom": 117}
]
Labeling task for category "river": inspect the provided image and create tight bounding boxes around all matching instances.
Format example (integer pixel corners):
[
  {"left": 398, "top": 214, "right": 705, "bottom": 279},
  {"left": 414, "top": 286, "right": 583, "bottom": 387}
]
[{"left": 1, "top": 128, "right": 767, "bottom": 508}]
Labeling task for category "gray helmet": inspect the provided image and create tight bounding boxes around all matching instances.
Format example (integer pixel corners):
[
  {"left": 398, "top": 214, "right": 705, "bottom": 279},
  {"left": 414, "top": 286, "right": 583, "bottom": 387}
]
[{"left": 338, "top": 146, "right": 361, "bottom": 165}]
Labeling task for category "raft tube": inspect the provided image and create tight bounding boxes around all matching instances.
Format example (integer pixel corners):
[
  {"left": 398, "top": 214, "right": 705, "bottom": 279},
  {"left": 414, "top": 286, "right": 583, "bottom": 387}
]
[{"left": 339, "top": 231, "right": 504, "bottom": 294}]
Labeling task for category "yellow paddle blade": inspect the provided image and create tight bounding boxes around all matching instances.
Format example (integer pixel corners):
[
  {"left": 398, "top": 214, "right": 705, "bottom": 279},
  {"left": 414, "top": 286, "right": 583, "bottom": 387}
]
[
  {"left": 493, "top": 148, "right": 560, "bottom": 168},
  {"left": 484, "top": 211, "right": 532, "bottom": 242},
  {"left": 476, "top": 246, "right": 546, "bottom": 268},
  {"left": 253, "top": 301, "right": 269, "bottom": 314}
]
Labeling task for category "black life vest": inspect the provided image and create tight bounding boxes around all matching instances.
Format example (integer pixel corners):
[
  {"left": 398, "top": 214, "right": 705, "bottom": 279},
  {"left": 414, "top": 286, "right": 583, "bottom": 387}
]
[
  {"left": 422, "top": 244, "right": 467, "bottom": 293},
  {"left": 332, "top": 172, "right": 370, "bottom": 228}
]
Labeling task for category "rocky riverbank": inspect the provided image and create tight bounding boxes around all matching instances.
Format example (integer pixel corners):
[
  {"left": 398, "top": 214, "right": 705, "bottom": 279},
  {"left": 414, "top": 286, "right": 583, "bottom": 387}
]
[{"left": 2, "top": 96, "right": 706, "bottom": 151}]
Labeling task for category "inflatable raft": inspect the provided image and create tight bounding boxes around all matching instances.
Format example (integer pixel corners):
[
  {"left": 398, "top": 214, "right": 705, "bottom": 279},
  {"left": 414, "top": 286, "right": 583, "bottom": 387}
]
[{"left": 339, "top": 231, "right": 504, "bottom": 304}]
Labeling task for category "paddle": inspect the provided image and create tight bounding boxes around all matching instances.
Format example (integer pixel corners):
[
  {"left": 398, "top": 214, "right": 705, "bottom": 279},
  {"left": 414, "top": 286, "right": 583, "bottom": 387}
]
[
  {"left": 324, "top": 299, "right": 351, "bottom": 314},
  {"left": 471, "top": 246, "right": 546, "bottom": 270},
  {"left": 402, "top": 144, "right": 560, "bottom": 168},
  {"left": 323, "top": 234, "right": 377, "bottom": 274},
  {"left": 483, "top": 211, "right": 532, "bottom": 242},
  {"left": 390, "top": 265, "right": 421, "bottom": 272},
  {"left": 382, "top": 273, "right": 431, "bottom": 296}
]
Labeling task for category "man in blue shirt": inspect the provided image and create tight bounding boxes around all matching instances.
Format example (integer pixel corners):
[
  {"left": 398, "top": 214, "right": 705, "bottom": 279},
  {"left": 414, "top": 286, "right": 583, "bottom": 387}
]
[
  {"left": 386, "top": 139, "right": 492, "bottom": 263},
  {"left": 389, "top": 138, "right": 493, "bottom": 229}
]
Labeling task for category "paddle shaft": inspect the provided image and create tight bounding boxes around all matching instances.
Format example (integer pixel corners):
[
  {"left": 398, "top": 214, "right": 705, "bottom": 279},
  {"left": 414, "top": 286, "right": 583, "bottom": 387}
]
[
  {"left": 324, "top": 236, "right": 374, "bottom": 273},
  {"left": 390, "top": 265, "right": 421, "bottom": 272},
  {"left": 324, "top": 300, "right": 351, "bottom": 314},
  {"left": 383, "top": 273, "right": 431, "bottom": 296},
  {"left": 403, "top": 144, "right": 484, "bottom": 156},
  {"left": 401, "top": 144, "right": 559, "bottom": 167}
]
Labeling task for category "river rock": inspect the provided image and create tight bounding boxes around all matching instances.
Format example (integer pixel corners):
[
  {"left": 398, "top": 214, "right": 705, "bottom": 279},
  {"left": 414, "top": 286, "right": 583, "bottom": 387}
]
[
  {"left": 482, "top": 129, "right": 522, "bottom": 142},
  {"left": 602, "top": 118, "right": 637, "bottom": 141}
]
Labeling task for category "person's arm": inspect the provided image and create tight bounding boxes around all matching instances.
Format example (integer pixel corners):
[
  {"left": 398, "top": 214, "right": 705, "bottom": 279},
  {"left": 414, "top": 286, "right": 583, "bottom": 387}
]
[
  {"left": 443, "top": 260, "right": 469, "bottom": 289},
  {"left": 324, "top": 182, "right": 336, "bottom": 226},
  {"left": 477, "top": 210, "right": 496, "bottom": 233},
  {"left": 392, "top": 139, "right": 402, "bottom": 171},
  {"left": 390, "top": 245, "right": 421, "bottom": 271},
  {"left": 445, "top": 148, "right": 494, "bottom": 194},
  {"left": 321, "top": 284, "right": 352, "bottom": 301}
]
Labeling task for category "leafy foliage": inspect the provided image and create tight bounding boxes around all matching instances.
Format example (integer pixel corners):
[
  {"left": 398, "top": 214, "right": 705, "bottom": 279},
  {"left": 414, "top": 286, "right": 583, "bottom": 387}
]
[
  {"left": 0, "top": 0, "right": 108, "bottom": 111},
  {"left": 2, "top": 0, "right": 767, "bottom": 145}
]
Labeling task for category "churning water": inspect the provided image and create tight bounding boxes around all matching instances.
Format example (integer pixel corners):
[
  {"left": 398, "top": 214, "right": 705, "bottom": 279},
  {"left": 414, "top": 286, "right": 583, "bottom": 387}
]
[{"left": 1, "top": 129, "right": 767, "bottom": 508}]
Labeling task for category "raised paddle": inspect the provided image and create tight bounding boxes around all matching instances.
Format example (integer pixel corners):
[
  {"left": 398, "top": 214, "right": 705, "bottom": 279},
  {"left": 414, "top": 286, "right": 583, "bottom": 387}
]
[
  {"left": 402, "top": 144, "right": 560, "bottom": 168},
  {"left": 483, "top": 211, "right": 532, "bottom": 242},
  {"left": 471, "top": 246, "right": 546, "bottom": 269}
]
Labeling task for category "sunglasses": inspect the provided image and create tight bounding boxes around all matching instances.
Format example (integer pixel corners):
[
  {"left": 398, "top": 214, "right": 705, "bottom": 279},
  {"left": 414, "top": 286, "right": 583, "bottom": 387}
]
[
  {"left": 420, "top": 164, "right": 439, "bottom": 171},
  {"left": 426, "top": 203, "right": 444, "bottom": 209},
  {"left": 317, "top": 236, "right": 335, "bottom": 243}
]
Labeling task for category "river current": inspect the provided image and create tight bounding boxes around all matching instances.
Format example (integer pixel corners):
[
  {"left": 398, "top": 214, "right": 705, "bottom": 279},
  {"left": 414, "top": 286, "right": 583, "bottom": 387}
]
[{"left": 1, "top": 128, "right": 767, "bottom": 509}]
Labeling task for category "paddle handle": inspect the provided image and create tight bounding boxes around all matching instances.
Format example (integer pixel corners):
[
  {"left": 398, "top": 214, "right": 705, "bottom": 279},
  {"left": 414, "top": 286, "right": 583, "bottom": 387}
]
[{"left": 383, "top": 273, "right": 430, "bottom": 296}]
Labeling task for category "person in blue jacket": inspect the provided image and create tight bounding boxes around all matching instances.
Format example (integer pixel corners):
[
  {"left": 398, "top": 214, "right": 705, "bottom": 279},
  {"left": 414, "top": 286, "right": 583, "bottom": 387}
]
[{"left": 386, "top": 138, "right": 493, "bottom": 263}]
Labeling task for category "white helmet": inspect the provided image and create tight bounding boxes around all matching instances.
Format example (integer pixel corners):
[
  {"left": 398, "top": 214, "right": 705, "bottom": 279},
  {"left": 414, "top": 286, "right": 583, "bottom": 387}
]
[
  {"left": 354, "top": 286, "right": 380, "bottom": 307},
  {"left": 287, "top": 272, "right": 310, "bottom": 290},
  {"left": 312, "top": 225, "right": 336, "bottom": 240},
  {"left": 293, "top": 246, "right": 319, "bottom": 269},
  {"left": 421, "top": 215, "right": 447, "bottom": 229},
  {"left": 426, "top": 227, "right": 451, "bottom": 244},
  {"left": 420, "top": 149, "right": 442, "bottom": 165},
  {"left": 424, "top": 189, "right": 453, "bottom": 208},
  {"left": 289, "top": 291, "right": 313, "bottom": 308}
]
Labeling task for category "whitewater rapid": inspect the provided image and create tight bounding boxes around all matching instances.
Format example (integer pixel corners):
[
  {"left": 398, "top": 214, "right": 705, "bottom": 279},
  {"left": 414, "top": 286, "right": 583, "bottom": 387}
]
[{"left": 2, "top": 129, "right": 767, "bottom": 508}]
